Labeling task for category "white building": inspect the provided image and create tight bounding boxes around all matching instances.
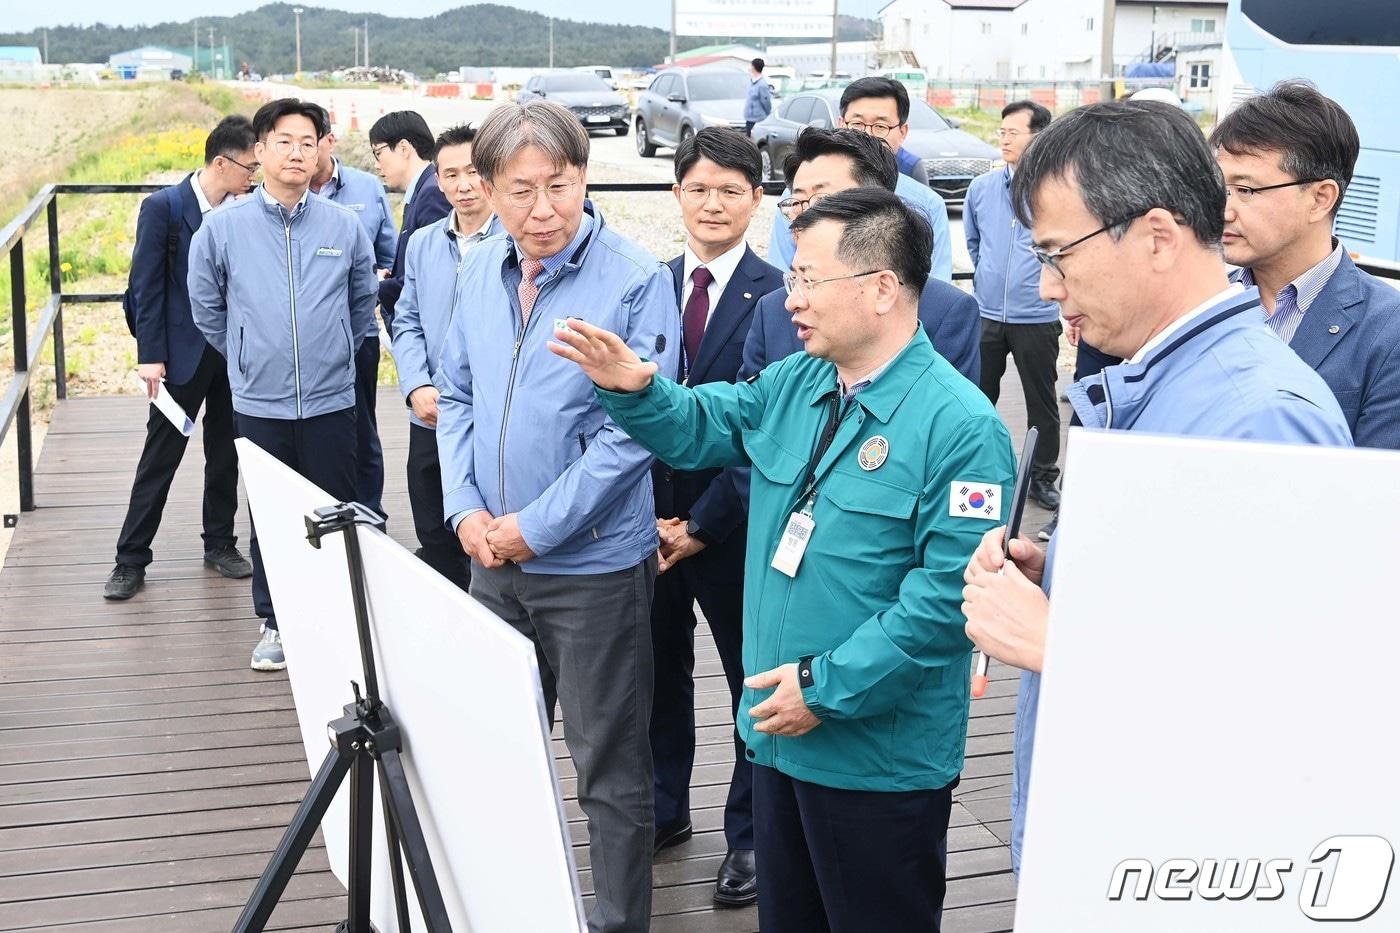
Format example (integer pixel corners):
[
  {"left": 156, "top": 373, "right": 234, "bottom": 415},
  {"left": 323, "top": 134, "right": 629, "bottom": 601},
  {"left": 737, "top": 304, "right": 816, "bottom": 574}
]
[
  {"left": 880, "top": 0, "right": 1225, "bottom": 83},
  {"left": 764, "top": 40, "right": 882, "bottom": 77},
  {"left": 108, "top": 46, "right": 194, "bottom": 80}
]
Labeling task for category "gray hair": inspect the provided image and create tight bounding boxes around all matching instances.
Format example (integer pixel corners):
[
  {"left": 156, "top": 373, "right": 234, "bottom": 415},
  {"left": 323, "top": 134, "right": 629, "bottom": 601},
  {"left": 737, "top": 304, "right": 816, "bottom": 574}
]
[
  {"left": 471, "top": 100, "right": 590, "bottom": 184},
  {"left": 1010, "top": 100, "right": 1226, "bottom": 247}
]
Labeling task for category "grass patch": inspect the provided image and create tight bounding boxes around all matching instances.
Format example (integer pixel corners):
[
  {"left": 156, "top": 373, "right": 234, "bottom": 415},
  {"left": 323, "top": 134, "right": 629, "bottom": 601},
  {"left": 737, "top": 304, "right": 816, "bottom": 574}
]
[{"left": 945, "top": 106, "right": 1001, "bottom": 147}]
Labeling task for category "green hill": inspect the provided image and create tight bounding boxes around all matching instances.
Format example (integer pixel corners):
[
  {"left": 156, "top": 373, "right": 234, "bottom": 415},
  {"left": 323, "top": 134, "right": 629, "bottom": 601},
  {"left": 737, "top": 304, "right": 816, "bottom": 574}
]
[{"left": 1, "top": 4, "right": 879, "bottom": 75}]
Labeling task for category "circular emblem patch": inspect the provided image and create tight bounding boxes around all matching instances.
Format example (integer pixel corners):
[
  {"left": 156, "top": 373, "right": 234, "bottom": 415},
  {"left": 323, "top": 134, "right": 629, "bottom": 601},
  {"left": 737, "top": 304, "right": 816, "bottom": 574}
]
[{"left": 858, "top": 436, "right": 889, "bottom": 471}]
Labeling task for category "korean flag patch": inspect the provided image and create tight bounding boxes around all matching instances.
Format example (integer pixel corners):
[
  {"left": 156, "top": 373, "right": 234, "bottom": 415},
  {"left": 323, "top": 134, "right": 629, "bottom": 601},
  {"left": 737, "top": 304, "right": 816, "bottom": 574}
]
[{"left": 950, "top": 482, "right": 1002, "bottom": 520}]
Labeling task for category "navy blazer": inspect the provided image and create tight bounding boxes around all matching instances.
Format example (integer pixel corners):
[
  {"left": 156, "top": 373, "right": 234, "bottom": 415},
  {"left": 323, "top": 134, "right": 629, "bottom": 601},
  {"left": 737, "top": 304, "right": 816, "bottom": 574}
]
[
  {"left": 1280, "top": 251, "right": 1400, "bottom": 449},
  {"left": 652, "top": 246, "right": 784, "bottom": 545},
  {"left": 379, "top": 164, "right": 452, "bottom": 327},
  {"left": 127, "top": 175, "right": 211, "bottom": 386},
  {"left": 740, "top": 275, "right": 983, "bottom": 386}
]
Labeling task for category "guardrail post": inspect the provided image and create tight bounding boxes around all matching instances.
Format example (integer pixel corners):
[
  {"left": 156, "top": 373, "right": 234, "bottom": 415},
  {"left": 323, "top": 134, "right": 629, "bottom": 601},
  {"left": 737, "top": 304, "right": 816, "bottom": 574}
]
[
  {"left": 10, "top": 238, "right": 33, "bottom": 513},
  {"left": 47, "top": 197, "right": 66, "bottom": 401}
]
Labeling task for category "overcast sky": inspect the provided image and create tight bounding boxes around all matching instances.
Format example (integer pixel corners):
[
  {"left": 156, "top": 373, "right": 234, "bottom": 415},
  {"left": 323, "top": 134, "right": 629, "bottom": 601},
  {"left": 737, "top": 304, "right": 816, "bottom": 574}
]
[{"left": 15, "top": 1, "right": 887, "bottom": 32}]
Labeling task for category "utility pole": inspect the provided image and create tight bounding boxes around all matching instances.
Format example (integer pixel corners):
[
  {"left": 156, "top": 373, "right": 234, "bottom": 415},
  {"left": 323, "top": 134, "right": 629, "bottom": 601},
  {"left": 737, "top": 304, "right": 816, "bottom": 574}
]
[
  {"left": 293, "top": 6, "right": 304, "bottom": 77},
  {"left": 42, "top": 29, "right": 47, "bottom": 64},
  {"left": 1099, "top": 0, "right": 1117, "bottom": 102},
  {"left": 352, "top": 27, "right": 359, "bottom": 68},
  {"left": 193, "top": 22, "right": 200, "bottom": 74},
  {"left": 364, "top": 18, "right": 369, "bottom": 71},
  {"left": 209, "top": 27, "right": 216, "bottom": 78},
  {"left": 829, "top": 0, "right": 839, "bottom": 79},
  {"left": 549, "top": 17, "right": 555, "bottom": 69},
  {"left": 669, "top": 0, "right": 676, "bottom": 64}
]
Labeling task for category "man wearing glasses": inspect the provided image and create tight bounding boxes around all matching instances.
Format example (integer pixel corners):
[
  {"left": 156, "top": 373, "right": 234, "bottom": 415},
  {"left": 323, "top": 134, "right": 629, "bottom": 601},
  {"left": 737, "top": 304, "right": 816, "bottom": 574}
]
[
  {"left": 434, "top": 100, "right": 678, "bottom": 933},
  {"left": 189, "top": 98, "right": 378, "bottom": 672},
  {"left": 965, "top": 100, "right": 1065, "bottom": 515},
  {"left": 1213, "top": 80, "right": 1400, "bottom": 449},
  {"left": 960, "top": 100, "right": 1351, "bottom": 879},
  {"left": 650, "top": 127, "right": 783, "bottom": 908},
  {"left": 550, "top": 186, "right": 1014, "bottom": 933},
  {"left": 105, "top": 115, "right": 260, "bottom": 602}
]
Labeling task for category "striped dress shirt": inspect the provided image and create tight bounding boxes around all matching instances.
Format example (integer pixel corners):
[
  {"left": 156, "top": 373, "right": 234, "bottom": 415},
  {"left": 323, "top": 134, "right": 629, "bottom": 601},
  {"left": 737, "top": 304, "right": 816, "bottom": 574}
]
[{"left": 1240, "top": 240, "right": 1345, "bottom": 344}]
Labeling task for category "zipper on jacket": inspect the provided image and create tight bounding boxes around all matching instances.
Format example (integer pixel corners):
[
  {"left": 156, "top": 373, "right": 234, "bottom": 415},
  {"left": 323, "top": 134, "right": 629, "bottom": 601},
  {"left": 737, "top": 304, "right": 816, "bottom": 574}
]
[
  {"left": 1002, "top": 217, "right": 1015, "bottom": 323},
  {"left": 282, "top": 218, "right": 303, "bottom": 419},
  {"left": 496, "top": 274, "right": 561, "bottom": 513},
  {"left": 238, "top": 326, "right": 246, "bottom": 375},
  {"left": 1102, "top": 378, "right": 1115, "bottom": 429}
]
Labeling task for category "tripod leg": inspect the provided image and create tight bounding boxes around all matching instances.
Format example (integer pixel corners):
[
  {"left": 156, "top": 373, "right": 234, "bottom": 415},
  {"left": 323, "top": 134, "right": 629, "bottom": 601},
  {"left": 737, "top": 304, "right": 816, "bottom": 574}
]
[
  {"left": 234, "top": 747, "right": 354, "bottom": 933},
  {"left": 375, "top": 756, "right": 413, "bottom": 933},
  {"left": 380, "top": 748, "right": 454, "bottom": 931},
  {"left": 346, "top": 751, "right": 375, "bottom": 932}
]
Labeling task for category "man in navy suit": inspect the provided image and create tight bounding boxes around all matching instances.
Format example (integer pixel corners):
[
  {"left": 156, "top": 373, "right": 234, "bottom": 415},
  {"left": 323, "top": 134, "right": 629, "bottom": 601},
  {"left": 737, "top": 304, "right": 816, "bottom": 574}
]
[
  {"left": 104, "top": 115, "right": 260, "bottom": 600},
  {"left": 372, "top": 110, "right": 453, "bottom": 331},
  {"left": 651, "top": 128, "right": 783, "bottom": 908},
  {"left": 1214, "top": 80, "right": 1400, "bottom": 449},
  {"left": 743, "top": 129, "right": 981, "bottom": 384}
]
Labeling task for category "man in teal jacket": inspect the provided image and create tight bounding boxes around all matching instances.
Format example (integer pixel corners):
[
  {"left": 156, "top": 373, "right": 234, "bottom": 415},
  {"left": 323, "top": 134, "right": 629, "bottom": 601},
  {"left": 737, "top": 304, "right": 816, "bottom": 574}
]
[{"left": 551, "top": 187, "right": 1014, "bottom": 933}]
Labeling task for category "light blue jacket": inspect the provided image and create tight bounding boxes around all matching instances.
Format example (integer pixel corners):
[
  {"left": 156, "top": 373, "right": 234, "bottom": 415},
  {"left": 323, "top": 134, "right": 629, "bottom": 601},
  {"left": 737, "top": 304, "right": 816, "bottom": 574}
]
[
  {"left": 1010, "top": 287, "right": 1353, "bottom": 873},
  {"left": 768, "top": 173, "right": 953, "bottom": 283},
  {"left": 189, "top": 186, "right": 378, "bottom": 420},
  {"left": 313, "top": 160, "right": 397, "bottom": 338},
  {"left": 435, "top": 202, "right": 681, "bottom": 574},
  {"left": 964, "top": 166, "right": 1060, "bottom": 325},
  {"left": 744, "top": 76, "right": 773, "bottom": 123},
  {"left": 392, "top": 213, "right": 501, "bottom": 429}
]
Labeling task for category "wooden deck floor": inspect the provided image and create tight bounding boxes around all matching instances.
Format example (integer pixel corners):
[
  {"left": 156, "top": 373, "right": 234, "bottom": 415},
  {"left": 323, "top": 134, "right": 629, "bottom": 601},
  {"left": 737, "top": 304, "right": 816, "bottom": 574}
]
[{"left": 0, "top": 384, "right": 1048, "bottom": 931}]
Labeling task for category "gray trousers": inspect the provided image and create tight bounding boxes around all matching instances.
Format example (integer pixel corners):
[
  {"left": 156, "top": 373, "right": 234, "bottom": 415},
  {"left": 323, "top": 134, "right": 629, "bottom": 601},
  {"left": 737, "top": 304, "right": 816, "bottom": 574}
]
[{"left": 470, "top": 556, "right": 657, "bottom": 933}]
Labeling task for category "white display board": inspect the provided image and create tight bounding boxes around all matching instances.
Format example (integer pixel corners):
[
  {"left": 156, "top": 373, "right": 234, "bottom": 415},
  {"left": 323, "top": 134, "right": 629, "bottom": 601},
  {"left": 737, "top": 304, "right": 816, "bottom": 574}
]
[
  {"left": 676, "top": 0, "right": 832, "bottom": 39},
  {"left": 236, "top": 440, "right": 585, "bottom": 933},
  {"left": 1015, "top": 430, "right": 1399, "bottom": 930}
]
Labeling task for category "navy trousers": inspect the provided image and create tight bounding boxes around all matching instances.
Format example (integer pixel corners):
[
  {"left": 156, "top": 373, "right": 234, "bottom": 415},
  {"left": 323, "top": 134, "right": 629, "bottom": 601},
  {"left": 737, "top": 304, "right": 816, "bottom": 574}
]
[
  {"left": 354, "top": 336, "right": 385, "bottom": 516},
  {"left": 236, "top": 408, "right": 357, "bottom": 630},
  {"left": 752, "top": 764, "right": 954, "bottom": 933},
  {"left": 649, "top": 531, "right": 751, "bottom": 849}
]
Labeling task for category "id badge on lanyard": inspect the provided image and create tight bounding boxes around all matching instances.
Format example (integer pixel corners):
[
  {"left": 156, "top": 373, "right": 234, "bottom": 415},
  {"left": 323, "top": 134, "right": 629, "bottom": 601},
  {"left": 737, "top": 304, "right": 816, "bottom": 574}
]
[{"left": 771, "top": 503, "right": 815, "bottom": 578}]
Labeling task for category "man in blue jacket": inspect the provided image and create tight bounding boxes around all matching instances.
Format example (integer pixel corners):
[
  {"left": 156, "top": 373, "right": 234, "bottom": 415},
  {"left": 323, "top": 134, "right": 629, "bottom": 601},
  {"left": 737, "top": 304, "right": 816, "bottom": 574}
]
[
  {"left": 965, "top": 100, "right": 1064, "bottom": 510},
  {"left": 840, "top": 76, "right": 929, "bottom": 185},
  {"left": 747, "top": 129, "right": 980, "bottom": 383},
  {"left": 434, "top": 100, "right": 679, "bottom": 933},
  {"left": 189, "top": 98, "right": 378, "bottom": 672},
  {"left": 744, "top": 58, "right": 772, "bottom": 136},
  {"left": 650, "top": 127, "right": 783, "bottom": 908},
  {"left": 960, "top": 100, "right": 1353, "bottom": 879},
  {"left": 1213, "top": 80, "right": 1400, "bottom": 450},
  {"left": 372, "top": 110, "right": 452, "bottom": 331},
  {"left": 390, "top": 124, "right": 496, "bottom": 592},
  {"left": 104, "top": 115, "right": 259, "bottom": 601},
  {"left": 309, "top": 104, "right": 398, "bottom": 517}
]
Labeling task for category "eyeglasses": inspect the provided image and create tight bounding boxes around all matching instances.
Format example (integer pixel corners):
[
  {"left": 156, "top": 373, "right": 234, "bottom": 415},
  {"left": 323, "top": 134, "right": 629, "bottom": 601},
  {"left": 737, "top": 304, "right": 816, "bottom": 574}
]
[
  {"left": 1223, "top": 178, "right": 1327, "bottom": 203},
  {"left": 783, "top": 268, "right": 890, "bottom": 300},
  {"left": 777, "top": 194, "right": 823, "bottom": 219},
  {"left": 996, "top": 128, "right": 1029, "bottom": 139},
  {"left": 501, "top": 180, "right": 580, "bottom": 209},
  {"left": 370, "top": 144, "right": 392, "bottom": 161},
  {"left": 222, "top": 155, "right": 260, "bottom": 174},
  {"left": 844, "top": 120, "right": 901, "bottom": 139},
  {"left": 679, "top": 183, "right": 754, "bottom": 205},
  {"left": 269, "top": 139, "right": 317, "bottom": 157},
  {"left": 1029, "top": 208, "right": 1150, "bottom": 279}
]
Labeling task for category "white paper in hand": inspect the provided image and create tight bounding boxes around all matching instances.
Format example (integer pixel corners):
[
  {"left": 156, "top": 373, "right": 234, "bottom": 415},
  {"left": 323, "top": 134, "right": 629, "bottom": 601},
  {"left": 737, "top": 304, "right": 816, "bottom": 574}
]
[{"left": 134, "top": 373, "right": 194, "bottom": 436}]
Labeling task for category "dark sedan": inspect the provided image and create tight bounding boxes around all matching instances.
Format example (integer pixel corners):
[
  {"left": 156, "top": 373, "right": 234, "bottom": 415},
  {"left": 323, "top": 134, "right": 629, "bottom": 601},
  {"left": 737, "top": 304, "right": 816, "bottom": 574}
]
[
  {"left": 516, "top": 72, "right": 630, "bottom": 136},
  {"left": 749, "top": 88, "right": 999, "bottom": 204}
]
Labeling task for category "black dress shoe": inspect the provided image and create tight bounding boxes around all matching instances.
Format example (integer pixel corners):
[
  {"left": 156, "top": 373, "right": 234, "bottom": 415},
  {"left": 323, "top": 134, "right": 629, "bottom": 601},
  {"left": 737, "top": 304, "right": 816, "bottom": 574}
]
[
  {"left": 1029, "top": 476, "right": 1061, "bottom": 510},
  {"left": 714, "top": 848, "right": 757, "bottom": 907},
  {"left": 103, "top": 564, "right": 145, "bottom": 600},
  {"left": 204, "top": 545, "right": 253, "bottom": 579},
  {"left": 654, "top": 819, "right": 693, "bottom": 854}
]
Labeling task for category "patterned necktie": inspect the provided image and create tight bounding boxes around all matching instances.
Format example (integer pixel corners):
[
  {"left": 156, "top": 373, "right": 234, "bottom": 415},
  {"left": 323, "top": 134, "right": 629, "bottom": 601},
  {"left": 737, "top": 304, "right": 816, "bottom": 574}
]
[
  {"left": 683, "top": 265, "right": 713, "bottom": 369},
  {"left": 518, "top": 257, "right": 545, "bottom": 325}
]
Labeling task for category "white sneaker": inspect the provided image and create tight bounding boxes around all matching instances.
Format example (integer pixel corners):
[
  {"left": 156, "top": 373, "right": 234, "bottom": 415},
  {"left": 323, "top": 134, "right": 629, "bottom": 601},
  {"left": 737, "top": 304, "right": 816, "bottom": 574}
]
[{"left": 250, "top": 624, "right": 286, "bottom": 672}]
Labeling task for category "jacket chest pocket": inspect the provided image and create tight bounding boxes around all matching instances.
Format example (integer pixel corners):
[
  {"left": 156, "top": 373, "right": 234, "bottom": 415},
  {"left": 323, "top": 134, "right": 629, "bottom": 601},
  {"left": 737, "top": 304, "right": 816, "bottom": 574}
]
[
  {"left": 744, "top": 430, "right": 805, "bottom": 488},
  {"left": 816, "top": 473, "right": 919, "bottom": 568}
]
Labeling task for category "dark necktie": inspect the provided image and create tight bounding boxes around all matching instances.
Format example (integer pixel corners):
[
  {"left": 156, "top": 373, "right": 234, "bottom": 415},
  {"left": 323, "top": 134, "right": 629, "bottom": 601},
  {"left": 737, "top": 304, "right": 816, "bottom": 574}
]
[{"left": 684, "top": 265, "right": 713, "bottom": 369}]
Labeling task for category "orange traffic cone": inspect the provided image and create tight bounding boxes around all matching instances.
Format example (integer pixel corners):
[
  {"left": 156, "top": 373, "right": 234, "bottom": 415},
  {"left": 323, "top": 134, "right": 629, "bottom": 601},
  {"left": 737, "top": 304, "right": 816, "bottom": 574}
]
[
  {"left": 349, "top": 101, "right": 359, "bottom": 132},
  {"left": 329, "top": 102, "right": 338, "bottom": 129}
]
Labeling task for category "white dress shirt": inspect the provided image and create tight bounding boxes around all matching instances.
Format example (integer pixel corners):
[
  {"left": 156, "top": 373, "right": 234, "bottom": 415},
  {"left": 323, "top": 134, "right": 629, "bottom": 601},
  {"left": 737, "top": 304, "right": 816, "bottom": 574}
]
[{"left": 681, "top": 238, "right": 749, "bottom": 325}]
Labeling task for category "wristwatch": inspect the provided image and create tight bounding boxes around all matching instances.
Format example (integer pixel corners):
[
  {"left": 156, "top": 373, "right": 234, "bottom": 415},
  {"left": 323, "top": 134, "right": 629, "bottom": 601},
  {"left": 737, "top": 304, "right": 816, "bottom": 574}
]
[
  {"left": 798, "top": 655, "right": 816, "bottom": 689},
  {"left": 685, "top": 518, "right": 715, "bottom": 546}
]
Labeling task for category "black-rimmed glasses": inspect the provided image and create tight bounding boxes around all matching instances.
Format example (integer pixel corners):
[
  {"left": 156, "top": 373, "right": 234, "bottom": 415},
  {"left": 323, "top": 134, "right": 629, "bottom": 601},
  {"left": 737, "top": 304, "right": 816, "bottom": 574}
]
[
  {"left": 1224, "top": 178, "right": 1327, "bottom": 203},
  {"left": 1028, "top": 208, "right": 1151, "bottom": 279}
]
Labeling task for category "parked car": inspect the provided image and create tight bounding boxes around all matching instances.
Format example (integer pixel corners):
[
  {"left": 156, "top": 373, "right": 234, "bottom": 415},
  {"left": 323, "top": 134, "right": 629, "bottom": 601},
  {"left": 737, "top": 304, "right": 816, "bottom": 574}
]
[
  {"left": 764, "top": 66, "right": 800, "bottom": 98},
  {"left": 516, "top": 72, "right": 630, "bottom": 135},
  {"left": 633, "top": 67, "right": 751, "bottom": 157},
  {"left": 574, "top": 65, "right": 618, "bottom": 89},
  {"left": 749, "top": 88, "right": 999, "bottom": 204}
]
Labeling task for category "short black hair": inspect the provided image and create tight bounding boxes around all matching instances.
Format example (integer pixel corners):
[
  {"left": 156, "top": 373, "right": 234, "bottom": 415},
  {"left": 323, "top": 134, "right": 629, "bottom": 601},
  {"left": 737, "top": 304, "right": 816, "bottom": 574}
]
[
  {"left": 674, "top": 126, "right": 762, "bottom": 188},
  {"left": 369, "top": 110, "right": 436, "bottom": 160},
  {"left": 1209, "top": 80, "right": 1359, "bottom": 216},
  {"left": 840, "top": 76, "right": 911, "bottom": 125},
  {"left": 1002, "top": 99, "right": 1051, "bottom": 133},
  {"left": 204, "top": 114, "right": 256, "bottom": 164},
  {"left": 305, "top": 102, "right": 332, "bottom": 137},
  {"left": 434, "top": 124, "right": 477, "bottom": 161},
  {"left": 252, "top": 98, "right": 326, "bottom": 141},
  {"left": 752, "top": 58, "right": 765, "bottom": 72},
  {"left": 783, "top": 127, "right": 899, "bottom": 192},
  {"left": 1011, "top": 99, "right": 1225, "bottom": 247},
  {"left": 790, "top": 187, "right": 931, "bottom": 298}
]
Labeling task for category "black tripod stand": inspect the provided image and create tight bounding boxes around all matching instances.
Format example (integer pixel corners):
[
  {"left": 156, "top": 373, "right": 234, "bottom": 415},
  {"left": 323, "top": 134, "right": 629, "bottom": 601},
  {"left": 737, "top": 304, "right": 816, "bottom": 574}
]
[{"left": 234, "top": 503, "right": 453, "bottom": 933}]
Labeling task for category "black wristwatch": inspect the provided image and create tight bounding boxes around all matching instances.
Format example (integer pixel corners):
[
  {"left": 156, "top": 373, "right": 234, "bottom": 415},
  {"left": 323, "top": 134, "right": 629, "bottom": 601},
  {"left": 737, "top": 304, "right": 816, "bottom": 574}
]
[
  {"left": 798, "top": 655, "right": 816, "bottom": 689},
  {"left": 686, "top": 518, "right": 716, "bottom": 547}
]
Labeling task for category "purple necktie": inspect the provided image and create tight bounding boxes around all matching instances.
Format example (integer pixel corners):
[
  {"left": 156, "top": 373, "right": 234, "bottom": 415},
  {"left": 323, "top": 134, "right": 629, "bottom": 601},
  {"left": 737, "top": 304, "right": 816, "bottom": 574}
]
[{"left": 684, "top": 265, "right": 713, "bottom": 369}]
